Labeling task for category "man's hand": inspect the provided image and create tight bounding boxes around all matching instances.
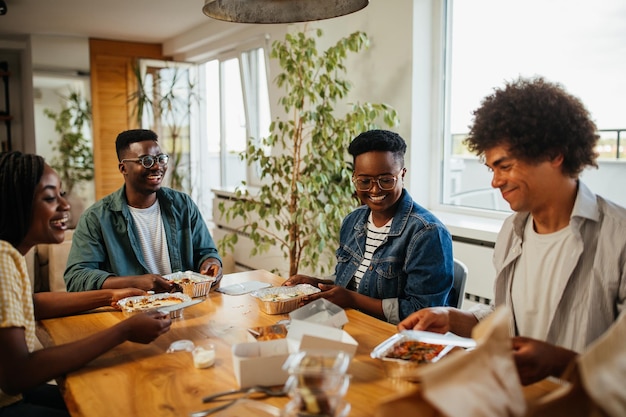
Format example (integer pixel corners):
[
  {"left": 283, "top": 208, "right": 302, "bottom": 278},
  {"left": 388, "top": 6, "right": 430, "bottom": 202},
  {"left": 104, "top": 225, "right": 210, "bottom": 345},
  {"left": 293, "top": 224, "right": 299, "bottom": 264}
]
[
  {"left": 397, "top": 307, "right": 452, "bottom": 333},
  {"left": 199, "top": 258, "right": 222, "bottom": 284},
  {"left": 103, "top": 274, "right": 177, "bottom": 292},
  {"left": 512, "top": 336, "right": 578, "bottom": 385}
]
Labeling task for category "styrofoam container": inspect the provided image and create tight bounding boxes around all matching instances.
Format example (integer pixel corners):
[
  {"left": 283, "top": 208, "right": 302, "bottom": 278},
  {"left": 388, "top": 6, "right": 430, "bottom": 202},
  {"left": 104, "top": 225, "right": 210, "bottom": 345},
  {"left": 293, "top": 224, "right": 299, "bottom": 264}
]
[
  {"left": 163, "top": 270, "right": 216, "bottom": 298},
  {"left": 289, "top": 298, "right": 347, "bottom": 329}
]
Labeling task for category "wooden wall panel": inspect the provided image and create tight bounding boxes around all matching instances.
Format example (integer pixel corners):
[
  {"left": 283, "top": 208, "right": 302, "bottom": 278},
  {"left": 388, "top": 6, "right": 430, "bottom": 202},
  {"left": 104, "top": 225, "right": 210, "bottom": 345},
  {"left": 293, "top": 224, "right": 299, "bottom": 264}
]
[{"left": 89, "top": 39, "right": 164, "bottom": 199}]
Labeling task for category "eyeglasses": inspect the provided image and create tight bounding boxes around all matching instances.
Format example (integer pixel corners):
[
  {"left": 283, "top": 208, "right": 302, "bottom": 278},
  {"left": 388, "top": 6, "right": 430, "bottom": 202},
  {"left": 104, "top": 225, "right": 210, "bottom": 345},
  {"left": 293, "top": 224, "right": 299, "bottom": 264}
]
[
  {"left": 352, "top": 172, "right": 402, "bottom": 191},
  {"left": 121, "top": 154, "right": 169, "bottom": 169}
]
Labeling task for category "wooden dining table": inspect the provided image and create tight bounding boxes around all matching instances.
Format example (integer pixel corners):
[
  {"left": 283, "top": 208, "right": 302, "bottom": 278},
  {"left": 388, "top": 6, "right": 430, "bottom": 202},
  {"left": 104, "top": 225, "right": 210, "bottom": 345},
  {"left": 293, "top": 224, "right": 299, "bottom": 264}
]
[{"left": 37, "top": 270, "right": 561, "bottom": 417}]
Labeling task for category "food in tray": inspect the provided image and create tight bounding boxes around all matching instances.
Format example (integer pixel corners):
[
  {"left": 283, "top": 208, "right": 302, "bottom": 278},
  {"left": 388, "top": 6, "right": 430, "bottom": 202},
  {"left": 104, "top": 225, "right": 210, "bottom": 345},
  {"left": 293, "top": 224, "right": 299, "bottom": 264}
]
[
  {"left": 371, "top": 330, "right": 475, "bottom": 381},
  {"left": 117, "top": 292, "right": 191, "bottom": 318},
  {"left": 248, "top": 324, "right": 288, "bottom": 341},
  {"left": 124, "top": 296, "right": 183, "bottom": 311},
  {"left": 163, "top": 271, "right": 215, "bottom": 297},
  {"left": 251, "top": 284, "right": 321, "bottom": 314},
  {"left": 257, "top": 288, "right": 316, "bottom": 302},
  {"left": 384, "top": 340, "right": 446, "bottom": 364}
]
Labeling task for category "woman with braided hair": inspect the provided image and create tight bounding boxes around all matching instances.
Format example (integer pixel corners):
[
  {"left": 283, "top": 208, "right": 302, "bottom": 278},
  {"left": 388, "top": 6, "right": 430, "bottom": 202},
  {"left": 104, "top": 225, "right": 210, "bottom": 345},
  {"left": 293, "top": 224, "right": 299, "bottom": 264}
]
[{"left": 0, "top": 151, "right": 172, "bottom": 417}]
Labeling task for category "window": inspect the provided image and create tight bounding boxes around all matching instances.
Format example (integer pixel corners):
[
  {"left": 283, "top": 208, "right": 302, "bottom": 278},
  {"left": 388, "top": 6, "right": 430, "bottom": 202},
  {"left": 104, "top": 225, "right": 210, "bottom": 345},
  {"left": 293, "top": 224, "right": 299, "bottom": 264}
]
[
  {"left": 440, "top": 0, "right": 626, "bottom": 212},
  {"left": 194, "top": 47, "right": 271, "bottom": 218}
]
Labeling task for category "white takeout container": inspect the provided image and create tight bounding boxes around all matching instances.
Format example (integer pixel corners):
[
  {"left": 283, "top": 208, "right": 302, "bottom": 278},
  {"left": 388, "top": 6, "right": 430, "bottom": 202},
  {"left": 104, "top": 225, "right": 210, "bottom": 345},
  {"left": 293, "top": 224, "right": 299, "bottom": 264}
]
[
  {"left": 289, "top": 298, "right": 348, "bottom": 329},
  {"left": 232, "top": 314, "right": 357, "bottom": 388}
]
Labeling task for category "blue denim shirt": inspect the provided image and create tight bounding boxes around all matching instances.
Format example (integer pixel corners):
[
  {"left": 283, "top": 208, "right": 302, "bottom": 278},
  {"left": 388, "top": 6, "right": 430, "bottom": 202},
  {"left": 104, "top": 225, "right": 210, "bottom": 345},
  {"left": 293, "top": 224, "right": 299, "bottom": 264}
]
[
  {"left": 334, "top": 189, "right": 453, "bottom": 323},
  {"left": 64, "top": 186, "right": 221, "bottom": 291}
]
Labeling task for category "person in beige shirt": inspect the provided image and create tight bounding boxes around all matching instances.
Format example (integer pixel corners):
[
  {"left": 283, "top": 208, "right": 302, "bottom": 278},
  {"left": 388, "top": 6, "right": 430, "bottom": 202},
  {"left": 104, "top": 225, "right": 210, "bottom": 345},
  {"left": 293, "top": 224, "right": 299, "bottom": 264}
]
[
  {"left": 399, "top": 77, "right": 626, "bottom": 386},
  {"left": 0, "top": 151, "right": 171, "bottom": 415}
]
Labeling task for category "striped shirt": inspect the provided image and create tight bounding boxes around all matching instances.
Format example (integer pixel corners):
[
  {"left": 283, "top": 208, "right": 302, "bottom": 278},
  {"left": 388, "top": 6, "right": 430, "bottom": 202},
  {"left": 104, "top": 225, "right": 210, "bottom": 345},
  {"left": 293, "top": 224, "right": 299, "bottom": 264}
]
[
  {"left": 349, "top": 213, "right": 392, "bottom": 291},
  {"left": 0, "top": 240, "right": 36, "bottom": 407},
  {"left": 129, "top": 201, "right": 172, "bottom": 275}
]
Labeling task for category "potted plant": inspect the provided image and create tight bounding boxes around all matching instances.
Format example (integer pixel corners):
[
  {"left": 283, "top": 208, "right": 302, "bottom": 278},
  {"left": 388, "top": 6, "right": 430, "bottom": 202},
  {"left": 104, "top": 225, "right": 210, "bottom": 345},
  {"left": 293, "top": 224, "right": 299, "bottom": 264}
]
[
  {"left": 219, "top": 28, "right": 399, "bottom": 277},
  {"left": 128, "top": 62, "right": 196, "bottom": 193}
]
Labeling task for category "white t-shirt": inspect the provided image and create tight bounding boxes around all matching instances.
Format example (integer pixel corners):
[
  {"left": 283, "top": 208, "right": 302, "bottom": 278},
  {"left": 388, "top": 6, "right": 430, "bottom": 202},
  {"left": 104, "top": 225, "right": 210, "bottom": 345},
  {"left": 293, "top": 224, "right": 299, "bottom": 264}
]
[
  {"left": 129, "top": 200, "right": 172, "bottom": 275},
  {"left": 349, "top": 212, "right": 392, "bottom": 291},
  {"left": 511, "top": 216, "right": 576, "bottom": 340}
]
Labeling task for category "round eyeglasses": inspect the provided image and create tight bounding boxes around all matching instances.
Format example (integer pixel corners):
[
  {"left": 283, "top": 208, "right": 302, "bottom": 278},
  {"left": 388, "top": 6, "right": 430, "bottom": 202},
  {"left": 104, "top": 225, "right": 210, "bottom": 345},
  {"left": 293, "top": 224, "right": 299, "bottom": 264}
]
[
  {"left": 352, "top": 174, "right": 400, "bottom": 191},
  {"left": 121, "top": 154, "right": 169, "bottom": 169}
]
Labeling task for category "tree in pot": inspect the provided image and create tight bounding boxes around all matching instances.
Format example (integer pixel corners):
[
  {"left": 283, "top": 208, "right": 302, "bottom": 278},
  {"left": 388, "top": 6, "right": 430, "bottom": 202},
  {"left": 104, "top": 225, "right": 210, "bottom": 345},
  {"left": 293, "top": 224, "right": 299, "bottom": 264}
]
[
  {"left": 44, "top": 90, "right": 94, "bottom": 228},
  {"left": 218, "top": 29, "right": 399, "bottom": 277}
]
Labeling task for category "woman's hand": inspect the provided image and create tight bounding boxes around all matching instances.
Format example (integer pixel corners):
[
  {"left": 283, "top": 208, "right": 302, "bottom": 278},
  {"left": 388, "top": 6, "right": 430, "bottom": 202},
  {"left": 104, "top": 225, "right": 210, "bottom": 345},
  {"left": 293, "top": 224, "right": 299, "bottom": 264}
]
[
  {"left": 110, "top": 288, "right": 145, "bottom": 308},
  {"left": 121, "top": 311, "right": 172, "bottom": 344},
  {"left": 283, "top": 274, "right": 333, "bottom": 287},
  {"left": 303, "top": 284, "right": 356, "bottom": 309}
]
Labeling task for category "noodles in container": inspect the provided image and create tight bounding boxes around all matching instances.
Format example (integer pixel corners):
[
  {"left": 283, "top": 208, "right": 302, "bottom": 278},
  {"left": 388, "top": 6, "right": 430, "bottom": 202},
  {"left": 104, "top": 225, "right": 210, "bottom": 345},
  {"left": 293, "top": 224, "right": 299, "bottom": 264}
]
[
  {"left": 250, "top": 284, "right": 321, "bottom": 315},
  {"left": 117, "top": 292, "right": 191, "bottom": 319},
  {"left": 163, "top": 270, "right": 216, "bottom": 298},
  {"left": 370, "top": 330, "right": 476, "bottom": 381}
]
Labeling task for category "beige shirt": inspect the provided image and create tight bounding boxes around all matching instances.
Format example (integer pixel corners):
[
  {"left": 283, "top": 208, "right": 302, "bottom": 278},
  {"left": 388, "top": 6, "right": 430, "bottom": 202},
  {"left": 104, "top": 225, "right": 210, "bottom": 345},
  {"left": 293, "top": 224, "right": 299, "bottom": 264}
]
[
  {"left": 471, "top": 181, "right": 626, "bottom": 352},
  {"left": 0, "top": 240, "right": 36, "bottom": 407}
]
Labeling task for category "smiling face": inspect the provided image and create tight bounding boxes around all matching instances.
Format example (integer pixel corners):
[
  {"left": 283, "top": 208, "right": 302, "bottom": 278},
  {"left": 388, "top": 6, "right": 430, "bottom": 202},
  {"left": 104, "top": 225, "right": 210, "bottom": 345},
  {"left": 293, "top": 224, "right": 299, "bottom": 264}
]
[
  {"left": 18, "top": 164, "right": 70, "bottom": 254},
  {"left": 119, "top": 140, "right": 167, "bottom": 208},
  {"left": 353, "top": 151, "right": 406, "bottom": 226},
  {"left": 483, "top": 144, "right": 564, "bottom": 214}
]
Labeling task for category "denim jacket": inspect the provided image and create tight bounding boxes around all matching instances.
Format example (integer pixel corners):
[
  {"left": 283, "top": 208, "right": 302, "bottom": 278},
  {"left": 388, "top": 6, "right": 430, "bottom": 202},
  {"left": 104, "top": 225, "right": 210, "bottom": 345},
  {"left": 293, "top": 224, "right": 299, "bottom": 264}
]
[
  {"left": 64, "top": 186, "right": 221, "bottom": 291},
  {"left": 334, "top": 189, "right": 454, "bottom": 323}
]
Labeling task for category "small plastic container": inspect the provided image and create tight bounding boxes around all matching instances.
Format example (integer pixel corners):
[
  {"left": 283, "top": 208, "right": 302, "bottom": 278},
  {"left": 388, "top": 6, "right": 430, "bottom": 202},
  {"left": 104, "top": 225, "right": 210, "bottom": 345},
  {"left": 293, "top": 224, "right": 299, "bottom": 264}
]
[
  {"left": 192, "top": 343, "right": 216, "bottom": 369},
  {"left": 250, "top": 284, "right": 321, "bottom": 315},
  {"left": 117, "top": 292, "right": 191, "bottom": 319},
  {"left": 163, "top": 270, "right": 216, "bottom": 298}
]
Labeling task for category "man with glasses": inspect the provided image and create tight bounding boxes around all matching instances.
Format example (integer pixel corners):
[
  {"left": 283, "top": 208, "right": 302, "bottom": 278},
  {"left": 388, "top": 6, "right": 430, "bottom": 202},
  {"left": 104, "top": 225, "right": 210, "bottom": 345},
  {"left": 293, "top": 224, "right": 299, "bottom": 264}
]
[
  {"left": 284, "top": 129, "right": 454, "bottom": 324},
  {"left": 64, "top": 129, "right": 222, "bottom": 292}
]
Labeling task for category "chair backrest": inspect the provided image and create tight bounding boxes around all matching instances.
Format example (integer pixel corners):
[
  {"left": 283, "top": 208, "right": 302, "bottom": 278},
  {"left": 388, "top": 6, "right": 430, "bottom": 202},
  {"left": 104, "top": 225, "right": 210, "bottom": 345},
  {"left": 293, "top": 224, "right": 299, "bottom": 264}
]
[{"left": 448, "top": 258, "right": 468, "bottom": 309}]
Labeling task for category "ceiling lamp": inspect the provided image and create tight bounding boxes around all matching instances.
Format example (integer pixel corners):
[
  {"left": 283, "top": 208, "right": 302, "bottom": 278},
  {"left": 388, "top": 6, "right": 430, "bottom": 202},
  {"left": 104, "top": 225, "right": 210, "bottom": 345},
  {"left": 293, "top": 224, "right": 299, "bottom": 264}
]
[{"left": 202, "top": 0, "right": 369, "bottom": 24}]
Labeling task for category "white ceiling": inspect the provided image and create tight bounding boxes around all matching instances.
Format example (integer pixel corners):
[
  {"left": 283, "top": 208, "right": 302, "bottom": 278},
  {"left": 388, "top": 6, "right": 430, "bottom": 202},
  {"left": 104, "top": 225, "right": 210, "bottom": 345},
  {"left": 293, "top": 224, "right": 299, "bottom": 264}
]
[{"left": 0, "top": 0, "right": 213, "bottom": 43}]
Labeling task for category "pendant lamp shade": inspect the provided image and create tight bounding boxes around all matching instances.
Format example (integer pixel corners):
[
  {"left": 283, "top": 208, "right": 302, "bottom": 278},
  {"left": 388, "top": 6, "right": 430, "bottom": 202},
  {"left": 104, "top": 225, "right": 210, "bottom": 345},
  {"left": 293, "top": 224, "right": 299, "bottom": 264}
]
[{"left": 202, "top": 0, "right": 369, "bottom": 24}]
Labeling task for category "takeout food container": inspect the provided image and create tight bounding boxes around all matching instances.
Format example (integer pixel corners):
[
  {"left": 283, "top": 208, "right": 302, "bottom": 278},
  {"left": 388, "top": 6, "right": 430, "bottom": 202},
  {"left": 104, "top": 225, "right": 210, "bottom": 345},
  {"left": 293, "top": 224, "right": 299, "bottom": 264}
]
[
  {"left": 250, "top": 284, "right": 321, "bottom": 315},
  {"left": 117, "top": 292, "right": 191, "bottom": 319},
  {"left": 163, "top": 270, "right": 216, "bottom": 298},
  {"left": 370, "top": 330, "right": 476, "bottom": 381},
  {"left": 232, "top": 322, "right": 357, "bottom": 388},
  {"left": 289, "top": 298, "right": 348, "bottom": 329}
]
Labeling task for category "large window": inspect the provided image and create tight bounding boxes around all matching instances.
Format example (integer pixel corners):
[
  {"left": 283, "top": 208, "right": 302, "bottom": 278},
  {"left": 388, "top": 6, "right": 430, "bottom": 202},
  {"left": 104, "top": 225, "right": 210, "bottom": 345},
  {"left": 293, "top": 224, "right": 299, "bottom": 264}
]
[
  {"left": 194, "top": 47, "right": 271, "bottom": 218},
  {"left": 441, "top": 0, "right": 626, "bottom": 212}
]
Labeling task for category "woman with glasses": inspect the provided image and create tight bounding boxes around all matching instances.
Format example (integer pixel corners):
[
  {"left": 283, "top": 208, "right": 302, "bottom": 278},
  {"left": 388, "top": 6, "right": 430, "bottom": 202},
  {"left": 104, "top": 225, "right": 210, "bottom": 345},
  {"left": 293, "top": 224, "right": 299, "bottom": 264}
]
[
  {"left": 64, "top": 129, "right": 222, "bottom": 292},
  {"left": 284, "top": 130, "right": 454, "bottom": 324},
  {"left": 0, "top": 151, "right": 171, "bottom": 417}
]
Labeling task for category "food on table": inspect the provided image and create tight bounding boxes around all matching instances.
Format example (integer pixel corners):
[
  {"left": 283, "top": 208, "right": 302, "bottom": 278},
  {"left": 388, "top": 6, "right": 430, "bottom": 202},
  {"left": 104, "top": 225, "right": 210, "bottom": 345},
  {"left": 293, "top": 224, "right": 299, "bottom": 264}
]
[
  {"left": 163, "top": 271, "right": 216, "bottom": 297},
  {"left": 384, "top": 340, "right": 446, "bottom": 364},
  {"left": 248, "top": 324, "right": 288, "bottom": 341},
  {"left": 117, "top": 292, "right": 191, "bottom": 318},
  {"left": 252, "top": 284, "right": 321, "bottom": 314}
]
